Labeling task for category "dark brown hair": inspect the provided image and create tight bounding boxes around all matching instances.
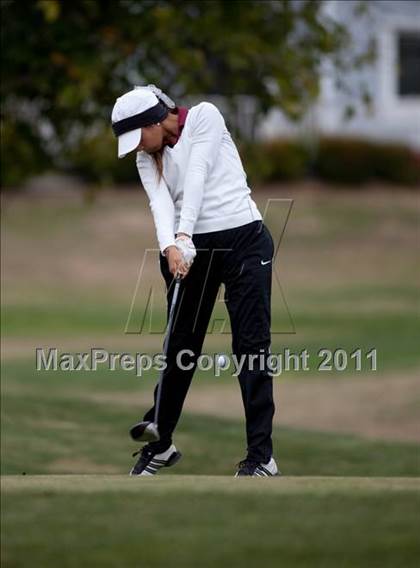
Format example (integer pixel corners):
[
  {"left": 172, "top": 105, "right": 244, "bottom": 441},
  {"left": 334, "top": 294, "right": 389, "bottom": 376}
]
[{"left": 151, "top": 106, "right": 179, "bottom": 184}]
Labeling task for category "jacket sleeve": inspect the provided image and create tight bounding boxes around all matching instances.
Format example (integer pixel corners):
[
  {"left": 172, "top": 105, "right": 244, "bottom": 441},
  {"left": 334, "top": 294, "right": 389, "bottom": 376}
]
[
  {"left": 177, "top": 102, "right": 224, "bottom": 236},
  {"left": 136, "top": 152, "right": 176, "bottom": 254}
]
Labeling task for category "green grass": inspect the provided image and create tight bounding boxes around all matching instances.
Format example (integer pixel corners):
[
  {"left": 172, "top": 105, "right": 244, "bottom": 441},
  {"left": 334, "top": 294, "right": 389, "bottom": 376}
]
[
  {"left": 282, "top": 311, "right": 420, "bottom": 372},
  {"left": 4, "top": 361, "right": 418, "bottom": 567},
  {"left": 2, "top": 358, "right": 419, "bottom": 477},
  {"left": 2, "top": 190, "right": 420, "bottom": 567},
  {"left": 3, "top": 303, "right": 420, "bottom": 373},
  {"left": 3, "top": 391, "right": 420, "bottom": 477},
  {"left": 2, "top": 476, "right": 420, "bottom": 568},
  {"left": 1, "top": 302, "right": 134, "bottom": 337}
]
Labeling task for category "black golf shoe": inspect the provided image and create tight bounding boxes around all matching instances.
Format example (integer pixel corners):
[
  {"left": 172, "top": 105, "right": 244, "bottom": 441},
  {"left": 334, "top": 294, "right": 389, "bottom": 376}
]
[
  {"left": 235, "top": 457, "right": 280, "bottom": 477},
  {"left": 129, "top": 443, "right": 182, "bottom": 476}
]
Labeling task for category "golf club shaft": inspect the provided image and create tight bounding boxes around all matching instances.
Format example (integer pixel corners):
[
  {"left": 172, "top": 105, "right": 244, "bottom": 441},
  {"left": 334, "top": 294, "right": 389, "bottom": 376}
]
[{"left": 153, "top": 275, "right": 182, "bottom": 426}]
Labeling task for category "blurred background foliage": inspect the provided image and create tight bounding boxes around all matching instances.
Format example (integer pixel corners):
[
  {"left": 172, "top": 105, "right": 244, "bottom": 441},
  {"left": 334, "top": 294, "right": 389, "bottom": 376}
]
[
  {"left": 240, "top": 137, "right": 420, "bottom": 187},
  {"left": 1, "top": 0, "right": 394, "bottom": 189},
  {"left": 63, "top": 131, "right": 420, "bottom": 188}
]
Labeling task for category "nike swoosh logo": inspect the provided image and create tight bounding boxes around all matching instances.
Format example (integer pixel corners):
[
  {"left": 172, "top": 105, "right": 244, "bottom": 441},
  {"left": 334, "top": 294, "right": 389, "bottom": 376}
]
[{"left": 261, "top": 259, "right": 272, "bottom": 265}]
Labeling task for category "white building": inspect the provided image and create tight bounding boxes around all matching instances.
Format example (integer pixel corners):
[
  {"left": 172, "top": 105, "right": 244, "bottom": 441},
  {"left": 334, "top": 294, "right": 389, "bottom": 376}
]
[{"left": 257, "top": 0, "right": 420, "bottom": 149}]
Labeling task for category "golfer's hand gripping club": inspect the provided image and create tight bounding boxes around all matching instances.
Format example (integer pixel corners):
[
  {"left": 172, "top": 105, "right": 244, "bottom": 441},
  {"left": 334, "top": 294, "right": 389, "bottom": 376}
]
[
  {"left": 165, "top": 235, "right": 196, "bottom": 278},
  {"left": 174, "top": 235, "right": 196, "bottom": 277}
]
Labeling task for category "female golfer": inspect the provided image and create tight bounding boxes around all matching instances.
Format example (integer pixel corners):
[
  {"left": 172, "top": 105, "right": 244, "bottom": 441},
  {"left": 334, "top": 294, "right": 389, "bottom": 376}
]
[{"left": 111, "top": 85, "right": 279, "bottom": 477}]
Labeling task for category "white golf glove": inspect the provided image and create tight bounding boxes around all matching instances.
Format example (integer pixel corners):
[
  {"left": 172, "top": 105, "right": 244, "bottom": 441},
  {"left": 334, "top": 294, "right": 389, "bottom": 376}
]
[{"left": 175, "top": 235, "right": 197, "bottom": 267}]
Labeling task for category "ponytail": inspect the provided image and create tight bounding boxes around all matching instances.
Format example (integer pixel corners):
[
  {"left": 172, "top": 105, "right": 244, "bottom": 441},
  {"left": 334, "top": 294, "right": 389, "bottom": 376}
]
[{"left": 137, "top": 84, "right": 177, "bottom": 184}]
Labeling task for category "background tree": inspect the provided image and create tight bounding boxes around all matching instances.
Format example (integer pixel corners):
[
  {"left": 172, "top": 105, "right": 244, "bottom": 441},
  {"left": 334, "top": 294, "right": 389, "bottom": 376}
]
[{"left": 1, "top": 0, "right": 374, "bottom": 186}]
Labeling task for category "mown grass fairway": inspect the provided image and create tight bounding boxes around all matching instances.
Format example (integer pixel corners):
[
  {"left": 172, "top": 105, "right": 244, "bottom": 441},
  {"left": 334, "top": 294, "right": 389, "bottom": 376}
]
[
  {"left": 2, "top": 187, "right": 420, "bottom": 567},
  {"left": 2, "top": 359, "right": 420, "bottom": 567},
  {"left": 2, "top": 476, "right": 420, "bottom": 568},
  {"left": 2, "top": 358, "right": 420, "bottom": 477}
]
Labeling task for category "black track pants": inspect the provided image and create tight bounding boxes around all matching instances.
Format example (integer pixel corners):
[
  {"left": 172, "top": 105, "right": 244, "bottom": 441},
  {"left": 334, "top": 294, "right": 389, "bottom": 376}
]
[{"left": 142, "top": 220, "right": 275, "bottom": 462}]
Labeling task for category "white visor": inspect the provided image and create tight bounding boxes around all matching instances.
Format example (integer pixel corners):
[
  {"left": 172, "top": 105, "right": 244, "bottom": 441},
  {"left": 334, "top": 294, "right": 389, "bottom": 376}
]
[{"left": 118, "top": 128, "right": 142, "bottom": 159}]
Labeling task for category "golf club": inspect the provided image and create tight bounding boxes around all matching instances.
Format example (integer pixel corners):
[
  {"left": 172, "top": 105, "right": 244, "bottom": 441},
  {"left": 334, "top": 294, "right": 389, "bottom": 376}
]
[{"left": 129, "top": 273, "right": 182, "bottom": 443}]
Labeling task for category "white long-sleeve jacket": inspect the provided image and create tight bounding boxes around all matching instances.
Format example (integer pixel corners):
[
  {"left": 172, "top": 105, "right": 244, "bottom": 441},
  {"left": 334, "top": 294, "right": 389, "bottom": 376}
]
[{"left": 136, "top": 101, "right": 262, "bottom": 254}]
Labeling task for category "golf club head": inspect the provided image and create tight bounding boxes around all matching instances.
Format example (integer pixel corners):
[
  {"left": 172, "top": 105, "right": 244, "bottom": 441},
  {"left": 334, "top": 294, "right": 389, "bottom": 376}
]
[{"left": 129, "top": 421, "right": 160, "bottom": 442}]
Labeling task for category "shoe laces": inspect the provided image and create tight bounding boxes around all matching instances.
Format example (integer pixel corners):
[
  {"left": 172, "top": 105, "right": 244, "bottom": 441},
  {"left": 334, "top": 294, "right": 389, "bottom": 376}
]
[
  {"left": 237, "top": 459, "right": 260, "bottom": 475},
  {"left": 132, "top": 444, "right": 153, "bottom": 460}
]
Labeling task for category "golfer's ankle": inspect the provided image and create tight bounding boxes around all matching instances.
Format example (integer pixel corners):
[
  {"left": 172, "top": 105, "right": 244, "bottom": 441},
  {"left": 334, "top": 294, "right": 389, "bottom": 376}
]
[{"left": 149, "top": 440, "right": 172, "bottom": 454}]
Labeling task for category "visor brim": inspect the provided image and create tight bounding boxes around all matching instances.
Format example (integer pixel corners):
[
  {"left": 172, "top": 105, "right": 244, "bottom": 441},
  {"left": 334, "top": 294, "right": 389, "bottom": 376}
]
[{"left": 117, "top": 129, "right": 142, "bottom": 159}]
